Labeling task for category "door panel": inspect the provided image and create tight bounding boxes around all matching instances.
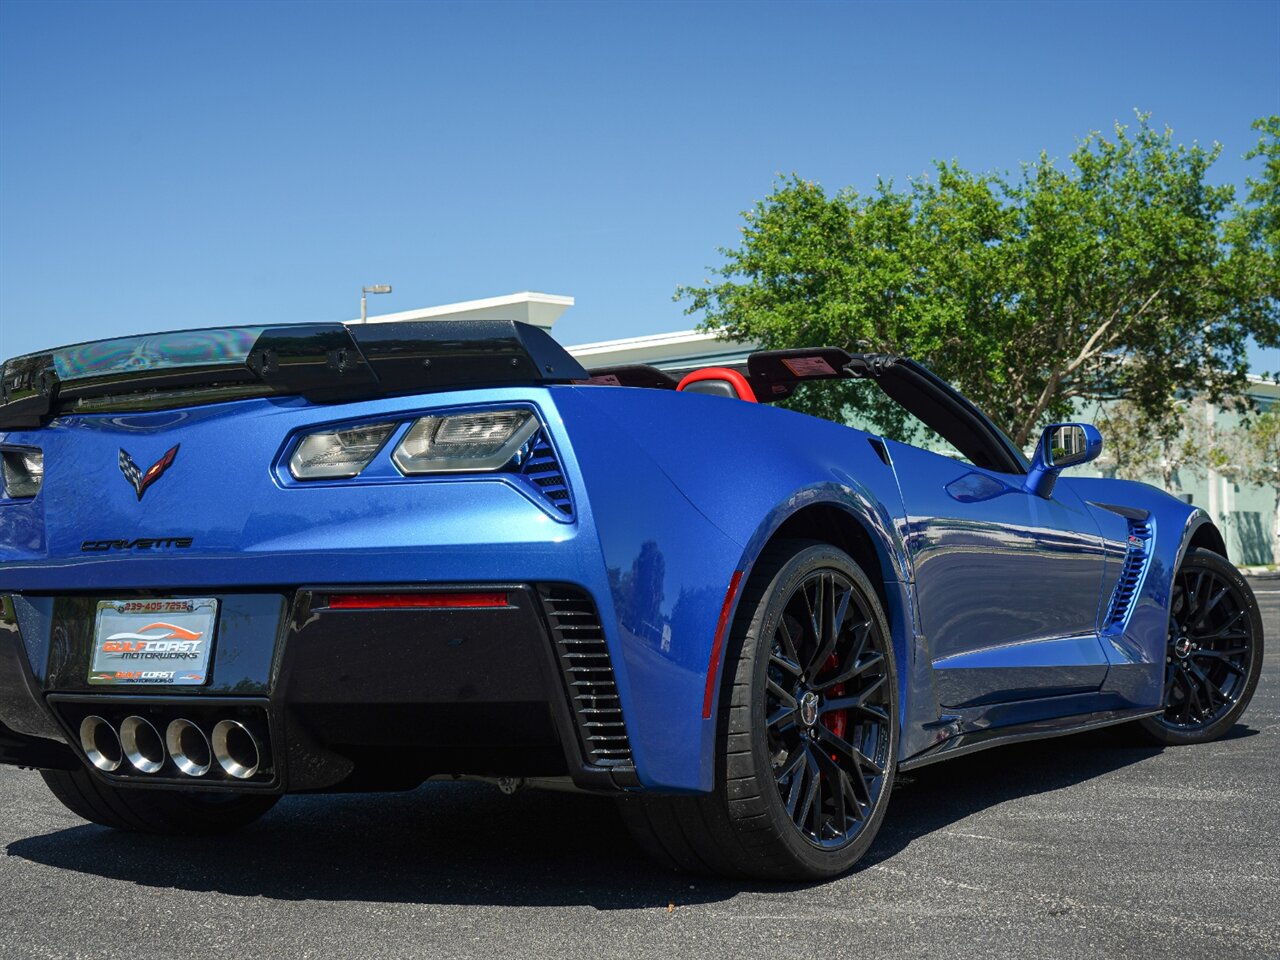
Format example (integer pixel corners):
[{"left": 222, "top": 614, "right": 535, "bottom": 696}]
[{"left": 886, "top": 440, "right": 1110, "bottom": 708}]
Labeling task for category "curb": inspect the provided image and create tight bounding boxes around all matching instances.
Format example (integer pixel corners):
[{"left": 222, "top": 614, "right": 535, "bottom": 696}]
[{"left": 1239, "top": 567, "right": 1280, "bottom": 580}]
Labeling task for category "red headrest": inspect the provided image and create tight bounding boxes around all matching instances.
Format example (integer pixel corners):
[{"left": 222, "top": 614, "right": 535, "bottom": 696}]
[{"left": 676, "top": 367, "right": 758, "bottom": 402}]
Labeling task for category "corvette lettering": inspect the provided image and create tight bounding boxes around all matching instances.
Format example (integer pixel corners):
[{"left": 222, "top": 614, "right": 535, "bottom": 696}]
[{"left": 81, "top": 537, "right": 193, "bottom": 552}]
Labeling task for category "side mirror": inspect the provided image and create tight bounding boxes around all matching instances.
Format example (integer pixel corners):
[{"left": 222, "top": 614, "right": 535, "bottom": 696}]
[{"left": 1024, "top": 423, "right": 1103, "bottom": 498}]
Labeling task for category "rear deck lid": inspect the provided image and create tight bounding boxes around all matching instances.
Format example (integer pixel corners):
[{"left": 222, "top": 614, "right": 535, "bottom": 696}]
[{"left": 0, "top": 319, "right": 587, "bottom": 429}]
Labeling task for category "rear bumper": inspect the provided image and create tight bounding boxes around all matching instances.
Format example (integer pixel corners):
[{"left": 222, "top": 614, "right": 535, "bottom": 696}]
[
  {"left": 0, "top": 585, "right": 640, "bottom": 794},
  {"left": 0, "top": 386, "right": 756, "bottom": 795}
]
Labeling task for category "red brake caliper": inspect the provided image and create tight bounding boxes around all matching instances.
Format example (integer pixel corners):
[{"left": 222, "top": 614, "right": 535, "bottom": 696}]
[{"left": 822, "top": 654, "right": 847, "bottom": 752}]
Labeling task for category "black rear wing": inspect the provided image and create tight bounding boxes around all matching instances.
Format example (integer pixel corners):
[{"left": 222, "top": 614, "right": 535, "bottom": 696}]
[{"left": 0, "top": 320, "right": 588, "bottom": 429}]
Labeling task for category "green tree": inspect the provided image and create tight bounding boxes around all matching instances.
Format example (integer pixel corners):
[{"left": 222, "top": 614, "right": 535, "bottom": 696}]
[
  {"left": 1225, "top": 116, "right": 1280, "bottom": 379},
  {"left": 678, "top": 115, "right": 1280, "bottom": 447},
  {"left": 1093, "top": 397, "right": 1223, "bottom": 494}
]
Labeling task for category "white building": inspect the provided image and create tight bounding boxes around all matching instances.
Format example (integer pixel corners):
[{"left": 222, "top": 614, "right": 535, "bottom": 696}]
[
  {"left": 354, "top": 291, "right": 577, "bottom": 332},
  {"left": 352, "top": 290, "right": 755, "bottom": 376}
]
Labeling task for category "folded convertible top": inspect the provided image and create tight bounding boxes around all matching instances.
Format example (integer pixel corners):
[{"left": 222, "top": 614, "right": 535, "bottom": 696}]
[{"left": 0, "top": 320, "right": 589, "bottom": 429}]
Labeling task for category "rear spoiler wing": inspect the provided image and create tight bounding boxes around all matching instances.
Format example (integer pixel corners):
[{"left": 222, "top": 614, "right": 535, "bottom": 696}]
[{"left": 0, "top": 320, "right": 588, "bottom": 429}]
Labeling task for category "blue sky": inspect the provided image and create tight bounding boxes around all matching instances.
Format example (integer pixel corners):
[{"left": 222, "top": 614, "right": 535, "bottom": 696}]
[{"left": 1, "top": 0, "right": 1277, "bottom": 369}]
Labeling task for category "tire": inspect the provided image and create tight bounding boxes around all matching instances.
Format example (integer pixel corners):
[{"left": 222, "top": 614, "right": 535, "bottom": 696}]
[
  {"left": 1135, "top": 547, "right": 1264, "bottom": 746},
  {"left": 41, "top": 767, "right": 279, "bottom": 834},
  {"left": 619, "top": 540, "right": 898, "bottom": 880}
]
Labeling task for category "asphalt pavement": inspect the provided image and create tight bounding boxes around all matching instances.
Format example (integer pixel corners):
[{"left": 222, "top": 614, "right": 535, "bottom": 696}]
[{"left": 1, "top": 581, "right": 1277, "bottom": 960}]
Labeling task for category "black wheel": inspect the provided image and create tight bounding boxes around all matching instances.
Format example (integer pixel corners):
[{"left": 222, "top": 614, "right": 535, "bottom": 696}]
[
  {"left": 619, "top": 540, "right": 898, "bottom": 880},
  {"left": 41, "top": 767, "right": 279, "bottom": 834},
  {"left": 1136, "top": 548, "right": 1264, "bottom": 745}
]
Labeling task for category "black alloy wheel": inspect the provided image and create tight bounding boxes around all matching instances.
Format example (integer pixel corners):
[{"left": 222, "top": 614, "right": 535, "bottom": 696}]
[
  {"left": 765, "top": 567, "right": 892, "bottom": 849},
  {"left": 618, "top": 540, "right": 898, "bottom": 880},
  {"left": 1137, "top": 548, "right": 1264, "bottom": 745}
]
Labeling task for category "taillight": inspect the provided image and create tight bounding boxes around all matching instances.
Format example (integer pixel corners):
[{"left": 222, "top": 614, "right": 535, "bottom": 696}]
[
  {"left": 392, "top": 409, "right": 538, "bottom": 475},
  {"left": 1, "top": 448, "right": 43, "bottom": 498},
  {"left": 288, "top": 422, "right": 396, "bottom": 480}
]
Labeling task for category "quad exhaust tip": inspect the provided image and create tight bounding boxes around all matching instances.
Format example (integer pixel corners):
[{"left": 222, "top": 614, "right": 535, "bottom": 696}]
[
  {"left": 75, "top": 714, "right": 263, "bottom": 780},
  {"left": 119, "top": 716, "right": 165, "bottom": 774},
  {"left": 166, "top": 718, "right": 212, "bottom": 778},
  {"left": 211, "top": 719, "right": 260, "bottom": 780},
  {"left": 79, "top": 715, "right": 122, "bottom": 773}
]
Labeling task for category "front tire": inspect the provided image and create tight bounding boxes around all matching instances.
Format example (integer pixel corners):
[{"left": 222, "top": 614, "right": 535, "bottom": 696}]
[
  {"left": 620, "top": 540, "right": 898, "bottom": 880},
  {"left": 41, "top": 767, "right": 279, "bottom": 834},
  {"left": 1135, "top": 548, "right": 1264, "bottom": 745}
]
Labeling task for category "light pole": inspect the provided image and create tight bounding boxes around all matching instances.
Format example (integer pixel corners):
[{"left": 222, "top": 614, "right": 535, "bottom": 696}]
[{"left": 359, "top": 284, "right": 392, "bottom": 324}]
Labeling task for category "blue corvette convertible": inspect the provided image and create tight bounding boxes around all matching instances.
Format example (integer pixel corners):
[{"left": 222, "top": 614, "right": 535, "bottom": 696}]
[{"left": 0, "top": 320, "right": 1264, "bottom": 879}]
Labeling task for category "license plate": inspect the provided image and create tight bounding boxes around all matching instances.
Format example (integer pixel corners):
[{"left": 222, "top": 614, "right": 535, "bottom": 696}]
[{"left": 89, "top": 598, "right": 217, "bottom": 686}]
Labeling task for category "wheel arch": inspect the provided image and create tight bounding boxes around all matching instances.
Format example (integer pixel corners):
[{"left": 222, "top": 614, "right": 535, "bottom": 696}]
[
  {"left": 1184, "top": 515, "right": 1228, "bottom": 561},
  {"left": 744, "top": 501, "right": 898, "bottom": 622},
  {"left": 716, "top": 492, "right": 916, "bottom": 731}
]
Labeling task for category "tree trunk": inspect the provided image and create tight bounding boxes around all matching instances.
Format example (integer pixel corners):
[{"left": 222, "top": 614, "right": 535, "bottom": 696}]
[{"left": 1012, "top": 420, "right": 1032, "bottom": 450}]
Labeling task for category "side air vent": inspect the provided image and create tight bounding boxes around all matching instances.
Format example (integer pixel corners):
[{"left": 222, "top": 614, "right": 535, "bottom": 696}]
[
  {"left": 1106, "top": 520, "right": 1153, "bottom": 629},
  {"left": 539, "top": 585, "right": 632, "bottom": 767},
  {"left": 517, "top": 431, "right": 574, "bottom": 520}
]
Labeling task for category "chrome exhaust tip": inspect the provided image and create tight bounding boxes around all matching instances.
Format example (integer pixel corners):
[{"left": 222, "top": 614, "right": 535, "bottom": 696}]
[
  {"left": 211, "top": 720, "right": 260, "bottom": 780},
  {"left": 119, "top": 716, "right": 165, "bottom": 774},
  {"left": 165, "top": 719, "right": 212, "bottom": 778},
  {"left": 79, "top": 715, "right": 122, "bottom": 772}
]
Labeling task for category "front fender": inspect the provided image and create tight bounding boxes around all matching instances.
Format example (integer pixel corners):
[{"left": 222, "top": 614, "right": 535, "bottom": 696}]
[{"left": 1061, "top": 477, "right": 1210, "bottom": 710}]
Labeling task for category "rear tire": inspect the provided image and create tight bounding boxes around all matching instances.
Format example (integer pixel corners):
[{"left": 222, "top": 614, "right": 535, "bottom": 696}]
[
  {"left": 41, "top": 767, "right": 279, "bottom": 834},
  {"left": 1135, "top": 548, "right": 1264, "bottom": 746},
  {"left": 619, "top": 540, "right": 898, "bottom": 880}
]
